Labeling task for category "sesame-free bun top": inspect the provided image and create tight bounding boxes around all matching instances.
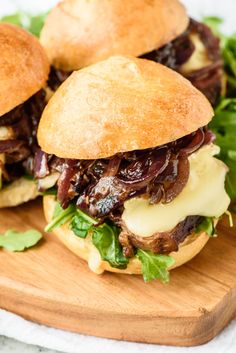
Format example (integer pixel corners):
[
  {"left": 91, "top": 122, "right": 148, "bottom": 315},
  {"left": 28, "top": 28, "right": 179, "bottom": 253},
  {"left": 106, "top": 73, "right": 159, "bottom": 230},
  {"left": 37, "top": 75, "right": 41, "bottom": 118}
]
[
  {"left": 40, "top": 0, "right": 188, "bottom": 71},
  {"left": 38, "top": 56, "right": 213, "bottom": 160},
  {"left": 0, "top": 23, "right": 49, "bottom": 116}
]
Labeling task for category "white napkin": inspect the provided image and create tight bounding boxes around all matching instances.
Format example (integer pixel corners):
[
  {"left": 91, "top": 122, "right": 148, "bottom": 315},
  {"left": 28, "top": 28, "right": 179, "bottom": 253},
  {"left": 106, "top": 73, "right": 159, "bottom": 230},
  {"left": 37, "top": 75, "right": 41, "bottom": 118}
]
[
  {"left": 1, "top": 309, "right": 236, "bottom": 353},
  {"left": 1, "top": 0, "right": 236, "bottom": 352}
]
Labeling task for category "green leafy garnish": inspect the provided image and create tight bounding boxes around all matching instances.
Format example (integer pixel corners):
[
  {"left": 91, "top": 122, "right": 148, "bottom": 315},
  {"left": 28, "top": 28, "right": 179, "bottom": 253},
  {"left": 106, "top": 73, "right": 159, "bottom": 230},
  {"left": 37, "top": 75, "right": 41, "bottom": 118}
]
[
  {"left": 209, "top": 98, "right": 236, "bottom": 200},
  {"left": 46, "top": 202, "right": 128, "bottom": 269},
  {"left": 136, "top": 249, "right": 175, "bottom": 283},
  {"left": 196, "top": 217, "right": 216, "bottom": 237},
  {"left": 0, "top": 229, "right": 42, "bottom": 252},
  {"left": 202, "top": 17, "right": 236, "bottom": 202},
  {"left": 1, "top": 12, "right": 47, "bottom": 37},
  {"left": 92, "top": 222, "right": 128, "bottom": 269},
  {"left": 39, "top": 187, "right": 57, "bottom": 196},
  {"left": 22, "top": 174, "right": 34, "bottom": 181},
  {"left": 44, "top": 203, "right": 76, "bottom": 232},
  {"left": 71, "top": 209, "right": 97, "bottom": 238}
]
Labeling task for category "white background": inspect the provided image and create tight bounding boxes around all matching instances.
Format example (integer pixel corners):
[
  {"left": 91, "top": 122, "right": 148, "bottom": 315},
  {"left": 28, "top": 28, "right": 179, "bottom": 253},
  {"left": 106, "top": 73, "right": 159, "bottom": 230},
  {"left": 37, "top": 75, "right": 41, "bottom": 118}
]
[{"left": 1, "top": 1, "right": 236, "bottom": 353}]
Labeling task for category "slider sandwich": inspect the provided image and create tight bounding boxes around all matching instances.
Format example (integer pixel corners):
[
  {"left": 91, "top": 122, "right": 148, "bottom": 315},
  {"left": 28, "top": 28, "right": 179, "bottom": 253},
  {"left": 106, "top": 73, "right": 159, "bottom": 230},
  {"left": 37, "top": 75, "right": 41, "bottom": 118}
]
[
  {"left": 40, "top": 0, "right": 223, "bottom": 105},
  {"left": 37, "top": 56, "right": 230, "bottom": 282},
  {"left": 0, "top": 23, "right": 49, "bottom": 207}
]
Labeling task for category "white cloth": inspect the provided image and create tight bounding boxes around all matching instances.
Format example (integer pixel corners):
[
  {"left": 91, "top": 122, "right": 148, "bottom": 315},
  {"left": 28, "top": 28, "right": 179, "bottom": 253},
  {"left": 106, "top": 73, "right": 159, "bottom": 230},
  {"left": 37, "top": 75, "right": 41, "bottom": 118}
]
[
  {"left": 1, "top": 309, "right": 236, "bottom": 353},
  {"left": 1, "top": 1, "right": 236, "bottom": 352}
]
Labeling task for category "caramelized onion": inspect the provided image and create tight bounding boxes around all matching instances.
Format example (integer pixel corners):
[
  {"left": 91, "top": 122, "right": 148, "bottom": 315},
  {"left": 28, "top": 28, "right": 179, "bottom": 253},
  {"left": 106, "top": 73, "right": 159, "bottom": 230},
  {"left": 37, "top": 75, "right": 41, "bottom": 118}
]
[
  {"left": 141, "top": 19, "right": 222, "bottom": 106},
  {"left": 180, "top": 128, "right": 205, "bottom": 154},
  {"left": 57, "top": 160, "right": 79, "bottom": 208},
  {"left": 164, "top": 153, "right": 190, "bottom": 203},
  {"left": 44, "top": 128, "right": 211, "bottom": 218},
  {"left": 34, "top": 150, "right": 49, "bottom": 178}
]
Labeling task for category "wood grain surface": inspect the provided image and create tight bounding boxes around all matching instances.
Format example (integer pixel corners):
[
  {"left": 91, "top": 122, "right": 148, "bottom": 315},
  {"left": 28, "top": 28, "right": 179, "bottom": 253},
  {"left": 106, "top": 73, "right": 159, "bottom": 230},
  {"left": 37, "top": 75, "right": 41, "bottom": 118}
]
[{"left": 0, "top": 199, "right": 235, "bottom": 346}]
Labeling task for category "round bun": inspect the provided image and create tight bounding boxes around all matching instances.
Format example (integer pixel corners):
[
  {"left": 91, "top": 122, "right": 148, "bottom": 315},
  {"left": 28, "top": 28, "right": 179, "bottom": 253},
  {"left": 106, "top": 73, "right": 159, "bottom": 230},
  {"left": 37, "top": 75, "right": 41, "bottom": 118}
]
[
  {"left": 0, "top": 178, "right": 39, "bottom": 208},
  {"left": 38, "top": 56, "right": 213, "bottom": 160},
  {"left": 40, "top": 0, "right": 188, "bottom": 71},
  {"left": 0, "top": 23, "right": 49, "bottom": 116},
  {"left": 44, "top": 195, "right": 210, "bottom": 275}
]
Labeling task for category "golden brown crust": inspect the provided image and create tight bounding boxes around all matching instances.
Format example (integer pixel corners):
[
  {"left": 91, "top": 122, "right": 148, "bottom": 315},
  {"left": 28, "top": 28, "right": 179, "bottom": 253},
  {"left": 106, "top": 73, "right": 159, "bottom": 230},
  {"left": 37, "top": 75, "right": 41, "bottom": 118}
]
[
  {"left": 0, "top": 23, "right": 49, "bottom": 116},
  {"left": 40, "top": 0, "right": 188, "bottom": 71},
  {"left": 43, "top": 195, "right": 210, "bottom": 275},
  {"left": 0, "top": 178, "right": 39, "bottom": 208},
  {"left": 38, "top": 56, "right": 213, "bottom": 159}
]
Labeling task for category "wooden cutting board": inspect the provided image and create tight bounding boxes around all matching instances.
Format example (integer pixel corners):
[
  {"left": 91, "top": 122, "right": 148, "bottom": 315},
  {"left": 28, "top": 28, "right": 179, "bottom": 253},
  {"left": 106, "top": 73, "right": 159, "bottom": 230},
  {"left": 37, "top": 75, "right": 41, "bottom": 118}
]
[{"left": 0, "top": 199, "right": 236, "bottom": 346}]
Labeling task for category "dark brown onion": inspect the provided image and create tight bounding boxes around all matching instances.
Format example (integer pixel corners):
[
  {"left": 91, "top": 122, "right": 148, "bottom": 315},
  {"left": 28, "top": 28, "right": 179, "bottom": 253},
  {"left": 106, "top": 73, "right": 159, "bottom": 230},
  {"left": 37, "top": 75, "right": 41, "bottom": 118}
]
[
  {"left": 0, "top": 104, "right": 24, "bottom": 126},
  {"left": 34, "top": 150, "right": 49, "bottom": 179},
  {"left": 118, "top": 148, "right": 170, "bottom": 187},
  {"left": 164, "top": 153, "right": 190, "bottom": 203},
  {"left": 57, "top": 160, "right": 79, "bottom": 208},
  {"left": 180, "top": 128, "right": 205, "bottom": 154},
  {"left": 0, "top": 139, "right": 24, "bottom": 153},
  {"left": 103, "top": 155, "right": 121, "bottom": 177},
  {"left": 47, "top": 128, "right": 211, "bottom": 218},
  {"left": 141, "top": 19, "right": 223, "bottom": 106},
  {"left": 48, "top": 66, "right": 71, "bottom": 91},
  {"left": 1, "top": 90, "right": 46, "bottom": 185},
  {"left": 204, "top": 130, "right": 216, "bottom": 145},
  {"left": 5, "top": 145, "right": 31, "bottom": 164}
]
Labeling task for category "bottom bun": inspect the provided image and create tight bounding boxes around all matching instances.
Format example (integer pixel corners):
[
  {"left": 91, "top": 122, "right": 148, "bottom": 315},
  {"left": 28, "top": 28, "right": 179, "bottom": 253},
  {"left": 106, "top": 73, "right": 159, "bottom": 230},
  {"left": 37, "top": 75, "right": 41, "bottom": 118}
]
[
  {"left": 44, "top": 195, "right": 211, "bottom": 275},
  {"left": 0, "top": 177, "right": 39, "bottom": 208}
]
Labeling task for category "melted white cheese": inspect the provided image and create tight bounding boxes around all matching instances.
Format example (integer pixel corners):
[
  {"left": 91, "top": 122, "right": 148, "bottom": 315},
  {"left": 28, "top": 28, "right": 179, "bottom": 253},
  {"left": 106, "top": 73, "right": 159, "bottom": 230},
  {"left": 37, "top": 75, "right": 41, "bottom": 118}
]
[
  {"left": 37, "top": 172, "right": 59, "bottom": 191},
  {"left": 122, "top": 144, "right": 230, "bottom": 237},
  {"left": 0, "top": 126, "right": 14, "bottom": 140},
  {"left": 180, "top": 34, "right": 211, "bottom": 75}
]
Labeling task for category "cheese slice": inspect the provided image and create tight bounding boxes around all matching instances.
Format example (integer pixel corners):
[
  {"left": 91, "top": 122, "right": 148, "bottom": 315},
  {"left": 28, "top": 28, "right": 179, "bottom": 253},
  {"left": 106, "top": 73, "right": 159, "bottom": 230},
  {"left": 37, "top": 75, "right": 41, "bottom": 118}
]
[
  {"left": 0, "top": 126, "right": 14, "bottom": 140},
  {"left": 180, "top": 34, "right": 212, "bottom": 75},
  {"left": 122, "top": 144, "right": 230, "bottom": 237}
]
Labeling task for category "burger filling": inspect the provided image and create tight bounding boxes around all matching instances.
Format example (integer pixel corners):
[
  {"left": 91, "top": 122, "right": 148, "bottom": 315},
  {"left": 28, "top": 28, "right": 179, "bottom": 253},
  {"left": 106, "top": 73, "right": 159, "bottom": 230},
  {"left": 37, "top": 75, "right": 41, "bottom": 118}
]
[
  {"left": 46, "top": 19, "right": 223, "bottom": 108},
  {"left": 142, "top": 19, "right": 223, "bottom": 106},
  {"left": 0, "top": 89, "right": 46, "bottom": 190},
  {"left": 38, "top": 128, "right": 230, "bottom": 281}
]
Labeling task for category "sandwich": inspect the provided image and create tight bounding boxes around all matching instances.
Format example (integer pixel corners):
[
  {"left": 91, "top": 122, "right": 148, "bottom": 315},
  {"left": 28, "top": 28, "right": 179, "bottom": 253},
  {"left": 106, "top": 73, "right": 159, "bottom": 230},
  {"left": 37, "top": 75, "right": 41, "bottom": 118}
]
[
  {"left": 40, "top": 0, "right": 223, "bottom": 105},
  {"left": 36, "top": 56, "right": 230, "bottom": 282},
  {"left": 0, "top": 23, "right": 49, "bottom": 207}
]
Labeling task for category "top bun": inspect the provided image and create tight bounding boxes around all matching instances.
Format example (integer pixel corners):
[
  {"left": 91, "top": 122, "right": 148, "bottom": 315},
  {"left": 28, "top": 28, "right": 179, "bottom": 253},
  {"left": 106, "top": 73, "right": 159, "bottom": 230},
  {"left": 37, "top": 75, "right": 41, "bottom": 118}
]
[
  {"left": 38, "top": 56, "right": 213, "bottom": 160},
  {"left": 40, "top": 0, "right": 188, "bottom": 71},
  {"left": 0, "top": 23, "right": 49, "bottom": 116}
]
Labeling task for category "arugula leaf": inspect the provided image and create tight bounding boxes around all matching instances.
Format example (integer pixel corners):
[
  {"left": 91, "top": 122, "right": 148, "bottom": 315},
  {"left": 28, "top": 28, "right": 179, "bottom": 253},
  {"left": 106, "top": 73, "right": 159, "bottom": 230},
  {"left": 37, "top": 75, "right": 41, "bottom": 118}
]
[
  {"left": 1, "top": 12, "right": 47, "bottom": 37},
  {"left": 196, "top": 217, "right": 216, "bottom": 237},
  {"left": 92, "top": 223, "right": 128, "bottom": 269},
  {"left": 40, "top": 187, "right": 57, "bottom": 196},
  {"left": 136, "top": 249, "right": 175, "bottom": 283},
  {"left": 203, "top": 17, "right": 236, "bottom": 94},
  {"left": 71, "top": 209, "right": 97, "bottom": 238},
  {"left": 44, "top": 202, "right": 76, "bottom": 232},
  {"left": 201, "top": 18, "right": 236, "bottom": 202},
  {"left": 28, "top": 13, "right": 48, "bottom": 37},
  {"left": 0, "top": 229, "right": 42, "bottom": 252},
  {"left": 1, "top": 13, "right": 29, "bottom": 28},
  {"left": 209, "top": 98, "right": 236, "bottom": 200},
  {"left": 45, "top": 201, "right": 128, "bottom": 269}
]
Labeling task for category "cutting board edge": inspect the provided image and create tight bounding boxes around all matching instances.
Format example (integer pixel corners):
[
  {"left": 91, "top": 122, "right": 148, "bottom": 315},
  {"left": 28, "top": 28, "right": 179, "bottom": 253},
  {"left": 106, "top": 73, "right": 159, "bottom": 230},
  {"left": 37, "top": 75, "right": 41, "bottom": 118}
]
[{"left": 1, "top": 280, "right": 236, "bottom": 346}]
